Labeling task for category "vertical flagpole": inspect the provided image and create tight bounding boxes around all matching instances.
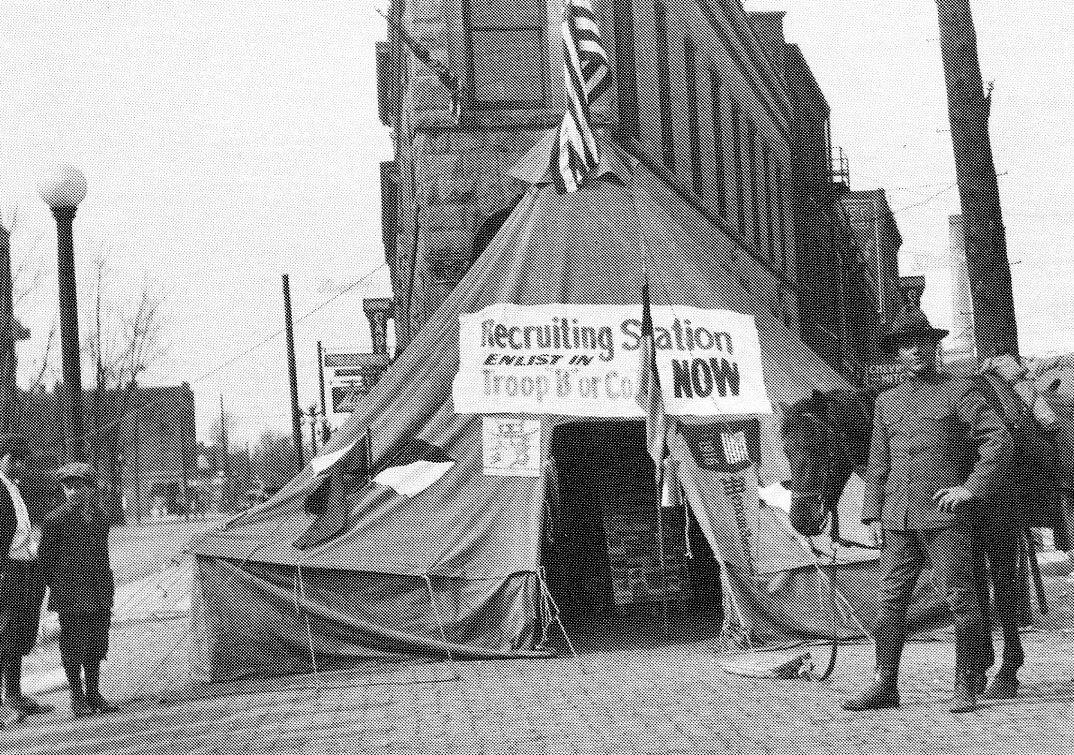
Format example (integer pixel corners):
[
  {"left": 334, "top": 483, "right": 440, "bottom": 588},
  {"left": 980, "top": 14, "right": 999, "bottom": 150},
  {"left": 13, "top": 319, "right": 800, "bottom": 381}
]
[
  {"left": 655, "top": 464, "right": 669, "bottom": 634},
  {"left": 629, "top": 172, "right": 670, "bottom": 636}
]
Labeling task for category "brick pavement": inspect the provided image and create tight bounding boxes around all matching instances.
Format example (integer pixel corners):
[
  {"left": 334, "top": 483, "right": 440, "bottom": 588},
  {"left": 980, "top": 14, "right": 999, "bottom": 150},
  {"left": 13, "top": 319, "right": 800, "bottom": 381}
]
[
  {"left": 7, "top": 542, "right": 1074, "bottom": 754},
  {"left": 7, "top": 612, "right": 1074, "bottom": 754}
]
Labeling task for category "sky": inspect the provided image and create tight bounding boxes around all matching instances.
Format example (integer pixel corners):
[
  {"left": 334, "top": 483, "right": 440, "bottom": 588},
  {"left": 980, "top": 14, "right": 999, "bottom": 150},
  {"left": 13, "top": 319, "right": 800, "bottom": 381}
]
[{"left": 0, "top": 0, "right": 1070, "bottom": 443}]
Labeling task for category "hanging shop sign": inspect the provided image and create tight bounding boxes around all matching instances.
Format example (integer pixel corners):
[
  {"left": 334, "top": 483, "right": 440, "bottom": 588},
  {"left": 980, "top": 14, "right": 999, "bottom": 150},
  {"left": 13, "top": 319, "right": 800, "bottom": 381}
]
[
  {"left": 324, "top": 352, "right": 391, "bottom": 415},
  {"left": 454, "top": 304, "right": 771, "bottom": 417}
]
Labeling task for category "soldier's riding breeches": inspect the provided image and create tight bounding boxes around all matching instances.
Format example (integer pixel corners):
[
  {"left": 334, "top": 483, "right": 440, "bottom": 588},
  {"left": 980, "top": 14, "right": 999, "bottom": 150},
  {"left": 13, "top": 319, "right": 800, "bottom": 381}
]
[{"left": 873, "top": 527, "right": 990, "bottom": 676}]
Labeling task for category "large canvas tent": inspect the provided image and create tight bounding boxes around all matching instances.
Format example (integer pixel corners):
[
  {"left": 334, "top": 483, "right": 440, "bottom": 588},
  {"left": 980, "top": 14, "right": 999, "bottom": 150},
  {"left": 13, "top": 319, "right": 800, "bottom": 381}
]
[{"left": 190, "top": 137, "right": 939, "bottom": 682}]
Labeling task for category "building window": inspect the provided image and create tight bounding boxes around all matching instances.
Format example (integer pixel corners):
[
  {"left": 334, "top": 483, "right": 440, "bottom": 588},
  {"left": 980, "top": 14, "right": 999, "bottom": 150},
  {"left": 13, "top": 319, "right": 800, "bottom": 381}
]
[
  {"left": 762, "top": 144, "right": 775, "bottom": 267},
  {"left": 653, "top": 1, "right": 675, "bottom": 170},
  {"left": 775, "top": 158, "right": 788, "bottom": 275},
  {"left": 613, "top": 0, "right": 639, "bottom": 143},
  {"left": 709, "top": 67, "right": 727, "bottom": 219},
  {"left": 684, "top": 36, "right": 702, "bottom": 198},
  {"left": 427, "top": 248, "right": 470, "bottom": 289},
  {"left": 466, "top": 0, "right": 548, "bottom": 108},
  {"left": 747, "top": 118, "right": 762, "bottom": 255},
  {"left": 731, "top": 102, "right": 745, "bottom": 235}
]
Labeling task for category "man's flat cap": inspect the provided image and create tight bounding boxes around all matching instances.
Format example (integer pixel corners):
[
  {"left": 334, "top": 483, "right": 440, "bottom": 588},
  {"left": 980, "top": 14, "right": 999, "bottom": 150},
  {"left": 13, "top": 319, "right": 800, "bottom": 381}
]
[{"left": 56, "top": 462, "right": 98, "bottom": 486}]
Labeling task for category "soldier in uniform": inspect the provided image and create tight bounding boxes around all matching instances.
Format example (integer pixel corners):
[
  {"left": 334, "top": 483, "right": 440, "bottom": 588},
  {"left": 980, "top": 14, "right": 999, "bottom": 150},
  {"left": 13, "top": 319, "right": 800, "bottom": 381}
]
[{"left": 843, "top": 307, "right": 1013, "bottom": 713}]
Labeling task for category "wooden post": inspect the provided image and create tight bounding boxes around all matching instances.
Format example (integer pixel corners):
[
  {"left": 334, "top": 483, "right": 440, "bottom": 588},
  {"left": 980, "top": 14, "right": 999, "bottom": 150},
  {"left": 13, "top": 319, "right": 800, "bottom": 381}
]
[
  {"left": 936, "top": 0, "right": 1019, "bottom": 360},
  {"left": 317, "top": 341, "right": 330, "bottom": 443},
  {"left": 282, "top": 275, "right": 305, "bottom": 469}
]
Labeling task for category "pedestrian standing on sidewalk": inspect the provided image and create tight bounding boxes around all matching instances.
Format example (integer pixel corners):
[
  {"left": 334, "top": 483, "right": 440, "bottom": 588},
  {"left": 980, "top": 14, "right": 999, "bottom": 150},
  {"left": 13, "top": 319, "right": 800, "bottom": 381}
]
[
  {"left": 40, "top": 462, "right": 118, "bottom": 718},
  {"left": 0, "top": 434, "right": 54, "bottom": 725},
  {"left": 843, "top": 306, "right": 1013, "bottom": 714}
]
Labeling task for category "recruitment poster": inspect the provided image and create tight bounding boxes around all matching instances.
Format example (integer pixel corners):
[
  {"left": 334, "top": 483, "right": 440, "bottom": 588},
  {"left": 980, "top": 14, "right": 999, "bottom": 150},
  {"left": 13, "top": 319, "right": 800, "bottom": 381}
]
[{"left": 454, "top": 304, "right": 771, "bottom": 417}]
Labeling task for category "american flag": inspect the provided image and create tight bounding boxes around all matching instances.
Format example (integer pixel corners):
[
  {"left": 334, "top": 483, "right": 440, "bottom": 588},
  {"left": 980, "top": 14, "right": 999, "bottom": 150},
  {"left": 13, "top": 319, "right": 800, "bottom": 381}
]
[
  {"left": 552, "top": 0, "right": 611, "bottom": 193},
  {"left": 720, "top": 430, "right": 751, "bottom": 466},
  {"left": 636, "top": 280, "right": 669, "bottom": 483}
]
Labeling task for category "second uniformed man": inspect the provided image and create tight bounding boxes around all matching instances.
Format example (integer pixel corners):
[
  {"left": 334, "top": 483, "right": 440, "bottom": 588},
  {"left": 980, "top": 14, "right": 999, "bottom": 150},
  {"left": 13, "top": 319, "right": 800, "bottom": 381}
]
[{"left": 843, "top": 306, "right": 1013, "bottom": 713}]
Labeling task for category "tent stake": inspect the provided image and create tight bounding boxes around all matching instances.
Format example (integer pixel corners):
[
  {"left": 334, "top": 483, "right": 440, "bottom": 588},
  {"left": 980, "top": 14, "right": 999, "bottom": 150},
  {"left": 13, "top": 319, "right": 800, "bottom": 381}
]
[
  {"left": 539, "top": 571, "right": 586, "bottom": 675},
  {"left": 295, "top": 562, "right": 319, "bottom": 674},
  {"left": 423, "top": 575, "right": 462, "bottom": 682}
]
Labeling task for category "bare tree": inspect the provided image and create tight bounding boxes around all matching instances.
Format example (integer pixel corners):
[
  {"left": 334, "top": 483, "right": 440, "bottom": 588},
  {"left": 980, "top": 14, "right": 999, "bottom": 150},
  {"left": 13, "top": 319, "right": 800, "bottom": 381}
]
[
  {"left": 71, "top": 260, "right": 171, "bottom": 520},
  {"left": 83, "top": 258, "right": 169, "bottom": 390},
  {"left": 26, "top": 320, "right": 57, "bottom": 392}
]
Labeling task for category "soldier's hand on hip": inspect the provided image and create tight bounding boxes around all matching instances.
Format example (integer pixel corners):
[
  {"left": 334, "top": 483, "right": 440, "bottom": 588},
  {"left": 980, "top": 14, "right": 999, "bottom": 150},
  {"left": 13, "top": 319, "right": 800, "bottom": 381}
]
[{"left": 933, "top": 486, "right": 973, "bottom": 513}]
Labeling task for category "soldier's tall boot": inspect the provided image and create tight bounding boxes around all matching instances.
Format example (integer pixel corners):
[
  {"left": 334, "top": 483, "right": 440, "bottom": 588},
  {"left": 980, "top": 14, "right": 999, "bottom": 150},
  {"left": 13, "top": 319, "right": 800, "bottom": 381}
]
[
  {"left": 950, "top": 672, "right": 978, "bottom": 713},
  {"left": 842, "top": 666, "right": 899, "bottom": 711},
  {"left": 982, "top": 665, "right": 1019, "bottom": 700}
]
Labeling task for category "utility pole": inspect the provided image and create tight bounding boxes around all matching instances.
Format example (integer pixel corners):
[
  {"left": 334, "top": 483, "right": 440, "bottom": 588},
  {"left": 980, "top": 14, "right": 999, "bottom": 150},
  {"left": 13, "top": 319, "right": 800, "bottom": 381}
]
[
  {"left": 308, "top": 403, "right": 319, "bottom": 458},
  {"left": 93, "top": 267, "right": 106, "bottom": 480},
  {"left": 317, "top": 341, "right": 330, "bottom": 443},
  {"left": 282, "top": 275, "right": 305, "bottom": 469},
  {"left": 936, "top": 0, "right": 1019, "bottom": 360},
  {"left": 219, "top": 394, "right": 230, "bottom": 511}
]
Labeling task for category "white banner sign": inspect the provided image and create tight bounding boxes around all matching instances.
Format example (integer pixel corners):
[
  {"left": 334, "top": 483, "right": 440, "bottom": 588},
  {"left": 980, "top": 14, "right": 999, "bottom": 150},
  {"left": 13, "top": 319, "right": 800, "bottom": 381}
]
[{"left": 454, "top": 304, "right": 771, "bottom": 417}]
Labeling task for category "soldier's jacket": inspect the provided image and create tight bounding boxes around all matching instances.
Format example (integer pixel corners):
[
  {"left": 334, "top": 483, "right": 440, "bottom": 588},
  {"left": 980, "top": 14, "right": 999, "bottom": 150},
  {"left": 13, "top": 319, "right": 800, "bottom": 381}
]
[{"left": 862, "top": 372, "right": 1014, "bottom": 531}]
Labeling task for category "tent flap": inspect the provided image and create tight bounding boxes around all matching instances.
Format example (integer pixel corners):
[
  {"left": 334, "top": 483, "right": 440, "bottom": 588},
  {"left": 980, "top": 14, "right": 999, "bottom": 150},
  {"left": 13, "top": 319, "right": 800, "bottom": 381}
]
[{"left": 190, "top": 557, "right": 549, "bottom": 682}]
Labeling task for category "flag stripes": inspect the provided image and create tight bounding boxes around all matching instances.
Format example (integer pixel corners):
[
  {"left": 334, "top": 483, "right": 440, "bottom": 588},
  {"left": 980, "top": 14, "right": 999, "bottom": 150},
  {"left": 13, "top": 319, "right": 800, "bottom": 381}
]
[
  {"left": 637, "top": 281, "right": 670, "bottom": 478},
  {"left": 553, "top": 0, "right": 611, "bottom": 193}
]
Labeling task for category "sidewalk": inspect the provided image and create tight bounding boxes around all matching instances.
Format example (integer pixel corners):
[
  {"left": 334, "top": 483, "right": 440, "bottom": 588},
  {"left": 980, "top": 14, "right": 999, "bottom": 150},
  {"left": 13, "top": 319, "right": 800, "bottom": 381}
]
[
  {"left": 8, "top": 557, "right": 1074, "bottom": 754},
  {"left": 22, "top": 562, "right": 193, "bottom": 697}
]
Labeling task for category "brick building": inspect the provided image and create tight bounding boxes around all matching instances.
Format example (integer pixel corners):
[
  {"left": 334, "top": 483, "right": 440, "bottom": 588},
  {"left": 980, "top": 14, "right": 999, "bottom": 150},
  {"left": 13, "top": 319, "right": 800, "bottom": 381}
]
[
  {"left": 377, "top": 0, "right": 899, "bottom": 378},
  {"left": 841, "top": 188, "right": 903, "bottom": 361},
  {"left": 18, "top": 383, "right": 197, "bottom": 520},
  {"left": 780, "top": 39, "right": 880, "bottom": 380}
]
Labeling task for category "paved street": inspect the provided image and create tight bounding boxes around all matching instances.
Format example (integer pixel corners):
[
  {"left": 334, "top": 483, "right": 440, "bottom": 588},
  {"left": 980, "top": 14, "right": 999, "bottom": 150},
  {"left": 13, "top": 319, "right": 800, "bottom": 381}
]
[
  {"left": 8, "top": 621, "right": 1074, "bottom": 754},
  {"left": 9, "top": 598, "right": 1074, "bottom": 751},
  {"left": 7, "top": 520, "right": 1074, "bottom": 754}
]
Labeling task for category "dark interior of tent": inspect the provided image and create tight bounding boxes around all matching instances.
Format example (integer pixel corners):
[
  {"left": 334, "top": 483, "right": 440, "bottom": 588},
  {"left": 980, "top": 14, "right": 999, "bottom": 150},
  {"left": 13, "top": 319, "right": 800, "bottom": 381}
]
[{"left": 542, "top": 420, "right": 723, "bottom": 647}]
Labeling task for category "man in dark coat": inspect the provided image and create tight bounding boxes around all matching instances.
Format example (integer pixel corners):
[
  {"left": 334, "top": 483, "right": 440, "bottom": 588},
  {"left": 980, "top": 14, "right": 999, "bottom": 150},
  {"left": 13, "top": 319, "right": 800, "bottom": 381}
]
[
  {"left": 843, "top": 307, "right": 1013, "bottom": 714},
  {"left": 0, "top": 435, "right": 54, "bottom": 724}
]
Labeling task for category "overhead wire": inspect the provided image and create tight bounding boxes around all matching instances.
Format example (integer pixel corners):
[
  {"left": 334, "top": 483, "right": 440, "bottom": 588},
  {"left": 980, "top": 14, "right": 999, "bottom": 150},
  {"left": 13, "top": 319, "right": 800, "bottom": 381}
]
[{"left": 69, "top": 262, "right": 389, "bottom": 446}]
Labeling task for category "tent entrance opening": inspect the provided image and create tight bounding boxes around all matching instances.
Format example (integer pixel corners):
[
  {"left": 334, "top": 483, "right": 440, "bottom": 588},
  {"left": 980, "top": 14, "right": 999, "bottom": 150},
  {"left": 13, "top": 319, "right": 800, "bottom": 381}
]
[{"left": 543, "top": 421, "right": 721, "bottom": 634}]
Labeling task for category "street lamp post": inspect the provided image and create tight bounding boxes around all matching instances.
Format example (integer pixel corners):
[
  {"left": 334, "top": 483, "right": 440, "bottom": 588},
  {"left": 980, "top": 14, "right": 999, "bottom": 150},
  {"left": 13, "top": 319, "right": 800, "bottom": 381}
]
[
  {"left": 38, "top": 163, "right": 88, "bottom": 463},
  {"left": 0, "top": 223, "right": 17, "bottom": 434}
]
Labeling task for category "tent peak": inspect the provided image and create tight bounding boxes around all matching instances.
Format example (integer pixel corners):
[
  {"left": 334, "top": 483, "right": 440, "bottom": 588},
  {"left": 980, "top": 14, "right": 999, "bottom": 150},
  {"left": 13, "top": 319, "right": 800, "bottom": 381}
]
[{"left": 509, "top": 128, "right": 634, "bottom": 187}]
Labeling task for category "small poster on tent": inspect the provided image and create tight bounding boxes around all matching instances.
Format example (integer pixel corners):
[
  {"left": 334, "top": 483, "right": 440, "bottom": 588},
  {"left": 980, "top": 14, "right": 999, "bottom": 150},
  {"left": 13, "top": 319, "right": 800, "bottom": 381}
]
[
  {"left": 680, "top": 420, "right": 762, "bottom": 473},
  {"left": 674, "top": 424, "right": 810, "bottom": 577},
  {"left": 454, "top": 304, "right": 771, "bottom": 417},
  {"left": 482, "top": 417, "right": 541, "bottom": 477}
]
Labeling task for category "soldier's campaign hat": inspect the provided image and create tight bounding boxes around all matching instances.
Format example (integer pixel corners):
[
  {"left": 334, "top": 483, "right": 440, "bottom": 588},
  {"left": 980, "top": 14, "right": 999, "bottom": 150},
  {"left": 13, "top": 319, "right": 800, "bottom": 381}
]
[
  {"left": 56, "top": 462, "right": 98, "bottom": 487},
  {"left": 879, "top": 305, "right": 950, "bottom": 353}
]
